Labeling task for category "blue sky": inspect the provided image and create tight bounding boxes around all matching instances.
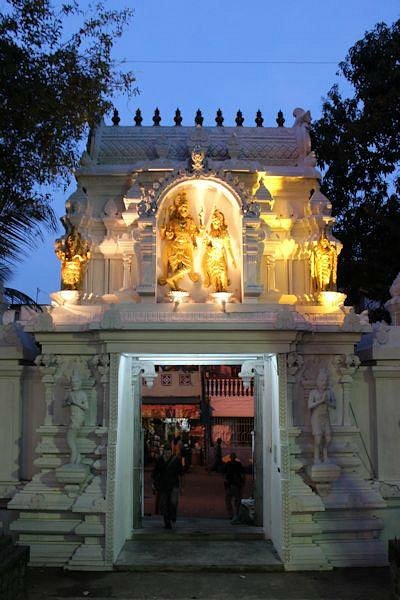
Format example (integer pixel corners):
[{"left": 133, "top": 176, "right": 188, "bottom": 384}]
[{"left": 9, "top": 0, "right": 400, "bottom": 301}]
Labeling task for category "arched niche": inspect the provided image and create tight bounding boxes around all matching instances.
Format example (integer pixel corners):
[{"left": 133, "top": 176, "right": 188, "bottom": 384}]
[{"left": 156, "top": 178, "right": 243, "bottom": 303}]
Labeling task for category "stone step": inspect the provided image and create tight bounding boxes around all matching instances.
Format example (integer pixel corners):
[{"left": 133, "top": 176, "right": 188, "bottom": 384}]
[
  {"left": 134, "top": 517, "right": 265, "bottom": 541},
  {"left": 131, "top": 527, "right": 265, "bottom": 541},
  {"left": 115, "top": 540, "right": 283, "bottom": 572}
]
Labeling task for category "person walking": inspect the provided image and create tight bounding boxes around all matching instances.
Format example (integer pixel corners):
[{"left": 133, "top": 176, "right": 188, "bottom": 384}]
[
  {"left": 224, "top": 453, "right": 245, "bottom": 520},
  {"left": 211, "top": 437, "right": 223, "bottom": 472},
  {"left": 152, "top": 444, "right": 184, "bottom": 529}
]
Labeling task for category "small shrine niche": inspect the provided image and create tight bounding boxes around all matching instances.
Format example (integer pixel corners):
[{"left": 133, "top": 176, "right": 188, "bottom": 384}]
[{"left": 156, "top": 180, "right": 242, "bottom": 303}]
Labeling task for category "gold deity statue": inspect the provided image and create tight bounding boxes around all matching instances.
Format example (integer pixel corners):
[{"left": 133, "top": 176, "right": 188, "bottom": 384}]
[
  {"left": 55, "top": 218, "right": 91, "bottom": 290},
  {"left": 158, "top": 192, "right": 200, "bottom": 291},
  {"left": 310, "top": 231, "right": 338, "bottom": 292},
  {"left": 202, "top": 208, "right": 237, "bottom": 293}
]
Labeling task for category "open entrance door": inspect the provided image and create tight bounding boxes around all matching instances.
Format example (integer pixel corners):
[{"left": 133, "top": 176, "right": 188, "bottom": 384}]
[
  {"left": 140, "top": 362, "right": 258, "bottom": 524},
  {"left": 113, "top": 353, "right": 282, "bottom": 571}
]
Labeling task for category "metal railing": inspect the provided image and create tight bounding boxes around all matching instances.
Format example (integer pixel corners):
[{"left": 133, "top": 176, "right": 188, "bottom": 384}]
[{"left": 212, "top": 417, "right": 254, "bottom": 447}]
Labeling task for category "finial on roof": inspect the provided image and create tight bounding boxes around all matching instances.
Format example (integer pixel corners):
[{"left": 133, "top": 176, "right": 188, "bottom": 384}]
[
  {"left": 195, "top": 109, "right": 203, "bottom": 127},
  {"left": 215, "top": 108, "right": 224, "bottom": 126},
  {"left": 134, "top": 108, "right": 142, "bottom": 126},
  {"left": 153, "top": 108, "right": 161, "bottom": 126},
  {"left": 174, "top": 108, "right": 182, "bottom": 126},
  {"left": 112, "top": 108, "right": 120, "bottom": 126},
  {"left": 276, "top": 110, "right": 285, "bottom": 127},
  {"left": 255, "top": 110, "right": 264, "bottom": 127},
  {"left": 235, "top": 110, "right": 244, "bottom": 126}
]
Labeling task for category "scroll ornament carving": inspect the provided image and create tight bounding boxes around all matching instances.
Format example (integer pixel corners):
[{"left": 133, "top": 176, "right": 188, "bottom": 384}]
[
  {"left": 132, "top": 361, "right": 157, "bottom": 388},
  {"left": 372, "top": 321, "right": 391, "bottom": 346},
  {"left": 54, "top": 356, "right": 92, "bottom": 383},
  {"left": 238, "top": 360, "right": 264, "bottom": 390},
  {"left": 100, "top": 304, "right": 122, "bottom": 329},
  {"left": 275, "top": 308, "right": 296, "bottom": 330},
  {"left": 242, "top": 198, "right": 261, "bottom": 218},
  {"left": 103, "top": 198, "right": 120, "bottom": 218},
  {"left": 191, "top": 145, "right": 206, "bottom": 173},
  {"left": 0, "top": 322, "right": 23, "bottom": 348},
  {"left": 91, "top": 354, "right": 110, "bottom": 383},
  {"left": 389, "top": 272, "right": 400, "bottom": 299},
  {"left": 30, "top": 309, "right": 55, "bottom": 332},
  {"left": 35, "top": 353, "right": 57, "bottom": 371},
  {"left": 342, "top": 308, "right": 371, "bottom": 332},
  {"left": 287, "top": 352, "right": 304, "bottom": 376},
  {"left": 137, "top": 185, "right": 157, "bottom": 217}
]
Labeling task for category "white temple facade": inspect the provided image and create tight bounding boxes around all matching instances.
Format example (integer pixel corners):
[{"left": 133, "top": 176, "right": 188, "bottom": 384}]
[{"left": 1, "top": 108, "right": 400, "bottom": 571}]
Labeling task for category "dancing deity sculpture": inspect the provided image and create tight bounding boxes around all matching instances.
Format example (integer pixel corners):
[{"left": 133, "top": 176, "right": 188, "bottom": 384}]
[
  {"left": 310, "top": 231, "right": 338, "bottom": 292},
  {"left": 64, "top": 375, "right": 88, "bottom": 464},
  {"left": 308, "top": 369, "right": 336, "bottom": 464},
  {"left": 158, "top": 192, "right": 200, "bottom": 291},
  {"left": 202, "top": 209, "right": 237, "bottom": 292}
]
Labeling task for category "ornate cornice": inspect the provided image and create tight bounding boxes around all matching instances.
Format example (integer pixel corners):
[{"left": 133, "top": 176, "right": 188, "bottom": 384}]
[{"left": 136, "top": 167, "right": 259, "bottom": 217}]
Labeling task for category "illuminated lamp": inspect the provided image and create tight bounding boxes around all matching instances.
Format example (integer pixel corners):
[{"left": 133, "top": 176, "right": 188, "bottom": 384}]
[
  {"left": 168, "top": 290, "right": 189, "bottom": 310},
  {"left": 211, "top": 291, "right": 232, "bottom": 312},
  {"left": 318, "top": 291, "right": 347, "bottom": 311}
]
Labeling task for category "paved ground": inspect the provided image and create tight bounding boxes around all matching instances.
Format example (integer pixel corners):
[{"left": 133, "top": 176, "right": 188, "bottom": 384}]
[
  {"left": 26, "top": 567, "right": 391, "bottom": 599},
  {"left": 144, "top": 465, "right": 253, "bottom": 519}
]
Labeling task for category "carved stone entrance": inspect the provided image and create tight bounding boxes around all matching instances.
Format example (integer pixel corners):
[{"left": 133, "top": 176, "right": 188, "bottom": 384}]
[{"left": 112, "top": 353, "right": 281, "bottom": 564}]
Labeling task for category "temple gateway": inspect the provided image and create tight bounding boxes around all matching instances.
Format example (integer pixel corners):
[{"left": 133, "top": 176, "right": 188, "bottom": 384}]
[{"left": 1, "top": 108, "right": 400, "bottom": 571}]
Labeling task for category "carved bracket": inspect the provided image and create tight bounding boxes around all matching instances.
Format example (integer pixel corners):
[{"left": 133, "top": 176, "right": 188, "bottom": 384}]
[{"left": 239, "top": 359, "right": 264, "bottom": 390}]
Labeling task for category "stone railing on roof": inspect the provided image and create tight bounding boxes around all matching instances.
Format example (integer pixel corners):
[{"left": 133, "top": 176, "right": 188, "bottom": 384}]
[{"left": 86, "top": 107, "right": 313, "bottom": 168}]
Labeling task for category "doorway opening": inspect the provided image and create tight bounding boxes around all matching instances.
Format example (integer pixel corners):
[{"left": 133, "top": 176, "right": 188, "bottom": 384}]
[
  {"left": 113, "top": 352, "right": 284, "bottom": 566},
  {"left": 141, "top": 363, "right": 255, "bottom": 521}
]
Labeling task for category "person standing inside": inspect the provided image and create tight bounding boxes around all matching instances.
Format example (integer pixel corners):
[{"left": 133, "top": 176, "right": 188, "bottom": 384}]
[
  {"left": 211, "top": 437, "right": 223, "bottom": 472},
  {"left": 224, "top": 453, "right": 245, "bottom": 520},
  {"left": 152, "top": 444, "right": 184, "bottom": 529}
]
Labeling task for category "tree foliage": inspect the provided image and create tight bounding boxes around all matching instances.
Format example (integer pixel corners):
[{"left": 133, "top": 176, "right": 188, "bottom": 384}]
[
  {"left": 312, "top": 19, "right": 400, "bottom": 314},
  {"left": 0, "top": 0, "right": 136, "bottom": 280}
]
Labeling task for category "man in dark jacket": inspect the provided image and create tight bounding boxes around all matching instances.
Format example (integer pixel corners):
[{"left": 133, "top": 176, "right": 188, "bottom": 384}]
[
  {"left": 152, "top": 444, "right": 184, "bottom": 529},
  {"left": 224, "top": 453, "right": 245, "bottom": 519}
]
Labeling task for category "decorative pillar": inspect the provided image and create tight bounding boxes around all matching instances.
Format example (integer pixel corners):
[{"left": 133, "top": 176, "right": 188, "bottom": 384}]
[
  {"left": 134, "top": 216, "right": 156, "bottom": 299},
  {"left": 121, "top": 254, "right": 132, "bottom": 290},
  {"left": 265, "top": 255, "right": 277, "bottom": 293},
  {"left": 92, "top": 354, "right": 110, "bottom": 427},
  {"left": 242, "top": 216, "right": 265, "bottom": 301},
  {"left": 35, "top": 354, "right": 57, "bottom": 426}
]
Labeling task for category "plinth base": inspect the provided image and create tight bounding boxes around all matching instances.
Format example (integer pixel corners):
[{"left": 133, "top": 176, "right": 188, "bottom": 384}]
[{"left": 55, "top": 463, "right": 90, "bottom": 485}]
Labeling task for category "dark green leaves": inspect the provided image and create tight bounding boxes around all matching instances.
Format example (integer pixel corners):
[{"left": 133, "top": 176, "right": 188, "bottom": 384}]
[{"left": 312, "top": 19, "right": 400, "bottom": 312}]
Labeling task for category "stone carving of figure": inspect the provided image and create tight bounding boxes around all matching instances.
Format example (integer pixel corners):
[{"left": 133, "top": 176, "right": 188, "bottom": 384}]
[
  {"left": 310, "top": 231, "right": 338, "bottom": 292},
  {"left": 55, "top": 218, "right": 91, "bottom": 290},
  {"left": 64, "top": 375, "right": 88, "bottom": 464},
  {"left": 308, "top": 369, "right": 336, "bottom": 464},
  {"left": 158, "top": 192, "right": 200, "bottom": 290},
  {"left": 201, "top": 209, "right": 236, "bottom": 293}
]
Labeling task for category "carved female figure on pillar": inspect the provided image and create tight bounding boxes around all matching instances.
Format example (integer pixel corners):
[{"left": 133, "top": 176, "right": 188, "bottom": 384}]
[
  {"left": 308, "top": 369, "right": 336, "bottom": 464},
  {"left": 202, "top": 209, "right": 237, "bottom": 293},
  {"left": 158, "top": 192, "right": 200, "bottom": 291},
  {"left": 64, "top": 374, "right": 88, "bottom": 464}
]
